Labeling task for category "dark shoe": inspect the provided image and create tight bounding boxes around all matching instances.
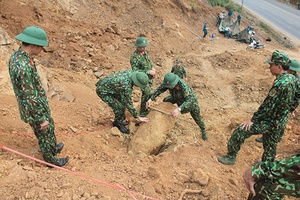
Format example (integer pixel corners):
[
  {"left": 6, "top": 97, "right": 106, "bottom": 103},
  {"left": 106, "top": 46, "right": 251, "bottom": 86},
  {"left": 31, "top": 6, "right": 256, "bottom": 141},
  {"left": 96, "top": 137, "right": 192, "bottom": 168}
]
[
  {"left": 56, "top": 142, "right": 64, "bottom": 154},
  {"left": 255, "top": 137, "right": 263, "bottom": 143},
  {"left": 56, "top": 157, "right": 69, "bottom": 167},
  {"left": 113, "top": 122, "right": 130, "bottom": 134},
  {"left": 202, "top": 131, "right": 208, "bottom": 141},
  {"left": 122, "top": 121, "right": 129, "bottom": 126},
  {"left": 217, "top": 155, "right": 236, "bottom": 165}
]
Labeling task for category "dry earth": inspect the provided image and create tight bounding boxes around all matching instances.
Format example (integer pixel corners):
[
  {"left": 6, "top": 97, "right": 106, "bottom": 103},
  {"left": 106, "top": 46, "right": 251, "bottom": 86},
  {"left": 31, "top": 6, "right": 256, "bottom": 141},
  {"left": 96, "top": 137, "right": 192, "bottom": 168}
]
[{"left": 0, "top": 0, "right": 300, "bottom": 199}]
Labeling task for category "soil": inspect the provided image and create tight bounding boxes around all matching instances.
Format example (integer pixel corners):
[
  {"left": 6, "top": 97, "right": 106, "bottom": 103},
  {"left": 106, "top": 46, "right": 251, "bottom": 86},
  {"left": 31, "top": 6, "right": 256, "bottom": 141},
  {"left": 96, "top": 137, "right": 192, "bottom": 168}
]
[{"left": 0, "top": 0, "right": 299, "bottom": 199}]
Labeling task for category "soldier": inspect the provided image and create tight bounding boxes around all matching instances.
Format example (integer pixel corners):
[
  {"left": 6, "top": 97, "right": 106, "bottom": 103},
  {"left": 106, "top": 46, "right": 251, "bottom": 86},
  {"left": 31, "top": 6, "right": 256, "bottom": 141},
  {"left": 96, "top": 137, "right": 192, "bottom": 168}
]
[
  {"left": 130, "top": 35, "right": 156, "bottom": 117},
  {"left": 202, "top": 22, "right": 208, "bottom": 38},
  {"left": 218, "top": 50, "right": 298, "bottom": 165},
  {"left": 8, "top": 26, "right": 69, "bottom": 167},
  {"left": 96, "top": 70, "right": 150, "bottom": 134},
  {"left": 171, "top": 59, "right": 187, "bottom": 80},
  {"left": 146, "top": 72, "right": 207, "bottom": 141},
  {"left": 243, "top": 154, "right": 300, "bottom": 200},
  {"left": 256, "top": 59, "right": 300, "bottom": 143}
]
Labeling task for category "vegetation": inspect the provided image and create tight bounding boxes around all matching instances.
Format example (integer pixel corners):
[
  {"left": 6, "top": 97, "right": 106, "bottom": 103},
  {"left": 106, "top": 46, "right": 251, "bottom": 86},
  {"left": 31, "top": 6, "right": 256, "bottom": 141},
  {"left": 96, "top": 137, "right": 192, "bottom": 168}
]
[{"left": 208, "top": 0, "right": 242, "bottom": 13}]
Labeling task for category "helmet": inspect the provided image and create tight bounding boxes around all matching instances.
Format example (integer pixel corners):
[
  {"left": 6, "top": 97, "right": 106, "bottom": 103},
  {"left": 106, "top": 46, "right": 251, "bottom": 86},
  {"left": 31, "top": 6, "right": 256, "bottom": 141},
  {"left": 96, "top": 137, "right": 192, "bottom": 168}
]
[
  {"left": 289, "top": 60, "right": 300, "bottom": 72},
  {"left": 131, "top": 71, "right": 149, "bottom": 89},
  {"left": 265, "top": 50, "right": 290, "bottom": 66},
  {"left": 163, "top": 73, "right": 179, "bottom": 88},
  {"left": 134, "top": 37, "right": 149, "bottom": 47},
  {"left": 175, "top": 59, "right": 182, "bottom": 63},
  {"left": 15, "top": 26, "right": 49, "bottom": 46}
]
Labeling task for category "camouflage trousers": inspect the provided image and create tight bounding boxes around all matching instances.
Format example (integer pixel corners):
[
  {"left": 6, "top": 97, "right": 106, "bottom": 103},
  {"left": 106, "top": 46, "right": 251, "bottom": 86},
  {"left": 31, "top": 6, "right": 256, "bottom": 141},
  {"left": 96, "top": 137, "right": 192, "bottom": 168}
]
[
  {"left": 97, "top": 92, "right": 126, "bottom": 124},
  {"left": 29, "top": 116, "right": 60, "bottom": 164},
  {"left": 227, "top": 122, "right": 285, "bottom": 162},
  {"left": 163, "top": 96, "right": 206, "bottom": 132},
  {"left": 139, "top": 81, "right": 153, "bottom": 116},
  {"left": 247, "top": 180, "right": 300, "bottom": 200}
]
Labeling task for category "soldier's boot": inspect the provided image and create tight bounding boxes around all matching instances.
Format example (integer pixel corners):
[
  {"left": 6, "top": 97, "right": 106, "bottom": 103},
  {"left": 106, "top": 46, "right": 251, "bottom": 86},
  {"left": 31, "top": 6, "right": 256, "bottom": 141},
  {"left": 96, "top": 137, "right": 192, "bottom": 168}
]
[
  {"left": 201, "top": 130, "right": 208, "bottom": 141},
  {"left": 56, "top": 142, "right": 64, "bottom": 154},
  {"left": 217, "top": 154, "right": 236, "bottom": 165},
  {"left": 255, "top": 137, "right": 263, "bottom": 143},
  {"left": 56, "top": 157, "right": 69, "bottom": 167},
  {"left": 113, "top": 121, "right": 130, "bottom": 134}
]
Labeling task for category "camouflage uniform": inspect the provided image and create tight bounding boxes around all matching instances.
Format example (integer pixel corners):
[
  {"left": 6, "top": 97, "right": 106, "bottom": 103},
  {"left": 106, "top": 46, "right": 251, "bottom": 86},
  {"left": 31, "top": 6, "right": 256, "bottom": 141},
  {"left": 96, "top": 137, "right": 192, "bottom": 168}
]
[
  {"left": 8, "top": 47, "right": 60, "bottom": 164},
  {"left": 248, "top": 154, "right": 300, "bottom": 200},
  {"left": 227, "top": 72, "right": 297, "bottom": 162},
  {"left": 130, "top": 49, "right": 154, "bottom": 116},
  {"left": 150, "top": 79, "right": 206, "bottom": 134},
  {"left": 171, "top": 63, "right": 186, "bottom": 79},
  {"left": 95, "top": 70, "right": 140, "bottom": 124}
]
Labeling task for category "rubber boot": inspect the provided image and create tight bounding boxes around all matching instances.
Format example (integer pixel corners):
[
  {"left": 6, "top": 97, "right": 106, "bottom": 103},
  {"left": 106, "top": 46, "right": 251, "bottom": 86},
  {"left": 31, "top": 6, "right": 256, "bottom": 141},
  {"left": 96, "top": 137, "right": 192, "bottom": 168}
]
[
  {"left": 217, "top": 154, "right": 236, "bottom": 165},
  {"left": 255, "top": 137, "right": 263, "bottom": 143}
]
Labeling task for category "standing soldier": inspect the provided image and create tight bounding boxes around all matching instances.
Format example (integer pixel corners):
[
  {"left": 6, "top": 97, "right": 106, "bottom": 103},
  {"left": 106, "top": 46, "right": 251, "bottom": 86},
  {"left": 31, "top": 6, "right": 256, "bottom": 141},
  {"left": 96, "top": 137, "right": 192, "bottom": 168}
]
[
  {"left": 217, "top": 50, "right": 298, "bottom": 165},
  {"left": 203, "top": 22, "right": 208, "bottom": 38},
  {"left": 146, "top": 72, "right": 207, "bottom": 141},
  {"left": 171, "top": 59, "right": 187, "bottom": 80},
  {"left": 96, "top": 70, "right": 150, "bottom": 134},
  {"left": 256, "top": 59, "right": 300, "bottom": 143},
  {"left": 8, "top": 26, "right": 69, "bottom": 167},
  {"left": 130, "top": 35, "right": 156, "bottom": 117}
]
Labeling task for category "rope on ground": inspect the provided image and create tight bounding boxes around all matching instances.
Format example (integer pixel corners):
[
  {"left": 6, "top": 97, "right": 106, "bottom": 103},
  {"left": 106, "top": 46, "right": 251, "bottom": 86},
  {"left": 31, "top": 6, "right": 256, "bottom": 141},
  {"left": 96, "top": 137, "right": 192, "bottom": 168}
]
[
  {"left": 178, "top": 189, "right": 202, "bottom": 200},
  {"left": 0, "top": 144, "right": 159, "bottom": 200}
]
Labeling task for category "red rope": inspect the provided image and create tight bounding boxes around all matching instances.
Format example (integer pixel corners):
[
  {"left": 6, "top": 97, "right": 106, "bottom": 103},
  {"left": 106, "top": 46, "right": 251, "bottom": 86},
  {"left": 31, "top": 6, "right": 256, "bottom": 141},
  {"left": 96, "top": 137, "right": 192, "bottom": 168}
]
[{"left": 0, "top": 144, "right": 159, "bottom": 200}]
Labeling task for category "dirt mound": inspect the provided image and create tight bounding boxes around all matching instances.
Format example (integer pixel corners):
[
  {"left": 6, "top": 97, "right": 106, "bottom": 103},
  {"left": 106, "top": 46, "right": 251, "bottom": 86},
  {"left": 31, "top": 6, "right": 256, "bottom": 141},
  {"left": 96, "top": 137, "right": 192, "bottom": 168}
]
[{"left": 0, "top": 0, "right": 299, "bottom": 199}]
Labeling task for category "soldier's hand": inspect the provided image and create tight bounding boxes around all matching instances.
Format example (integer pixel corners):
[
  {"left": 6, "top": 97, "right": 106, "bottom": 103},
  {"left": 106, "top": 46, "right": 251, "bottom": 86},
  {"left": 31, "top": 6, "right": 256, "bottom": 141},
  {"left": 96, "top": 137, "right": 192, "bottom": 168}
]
[
  {"left": 240, "top": 120, "right": 253, "bottom": 131},
  {"left": 138, "top": 116, "right": 150, "bottom": 122},
  {"left": 171, "top": 108, "right": 180, "bottom": 118},
  {"left": 146, "top": 99, "right": 152, "bottom": 108},
  {"left": 243, "top": 167, "right": 256, "bottom": 196},
  {"left": 150, "top": 68, "right": 156, "bottom": 78},
  {"left": 40, "top": 121, "right": 50, "bottom": 130}
]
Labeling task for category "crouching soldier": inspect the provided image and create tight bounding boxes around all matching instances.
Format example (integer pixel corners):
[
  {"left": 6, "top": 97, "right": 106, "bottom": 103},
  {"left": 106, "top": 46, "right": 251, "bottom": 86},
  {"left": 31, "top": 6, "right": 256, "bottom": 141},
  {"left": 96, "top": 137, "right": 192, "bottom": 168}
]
[
  {"left": 146, "top": 72, "right": 207, "bottom": 141},
  {"left": 96, "top": 70, "right": 150, "bottom": 134}
]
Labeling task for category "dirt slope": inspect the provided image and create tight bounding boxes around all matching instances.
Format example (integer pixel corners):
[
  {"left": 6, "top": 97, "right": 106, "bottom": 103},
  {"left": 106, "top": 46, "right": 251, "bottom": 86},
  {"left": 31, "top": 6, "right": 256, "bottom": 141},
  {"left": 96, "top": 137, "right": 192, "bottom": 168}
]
[{"left": 0, "top": 0, "right": 299, "bottom": 199}]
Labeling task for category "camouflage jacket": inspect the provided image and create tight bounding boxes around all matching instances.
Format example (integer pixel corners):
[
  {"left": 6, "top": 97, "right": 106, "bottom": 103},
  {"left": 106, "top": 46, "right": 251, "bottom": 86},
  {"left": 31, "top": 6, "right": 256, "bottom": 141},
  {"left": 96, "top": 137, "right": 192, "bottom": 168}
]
[
  {"left": 95, "top": 70, "right": 139, "bottom": 118},
  {"left": 8, "top": 47, "right": 50, "bottom": 124},
  {"left": 252, "top": 154, "right": 300, "bottom": 197},
  {"left": 251, "top": 72, "right": 297, "bottom": 126},
  {"left": 150, "top": 79, "right": 198, "bottom": 113},
  {"left": 171, "top": 65, "right": 186, "bottom": 79},
  {"left": 130, "top": 49, "right": 154, "bottom": 81}
]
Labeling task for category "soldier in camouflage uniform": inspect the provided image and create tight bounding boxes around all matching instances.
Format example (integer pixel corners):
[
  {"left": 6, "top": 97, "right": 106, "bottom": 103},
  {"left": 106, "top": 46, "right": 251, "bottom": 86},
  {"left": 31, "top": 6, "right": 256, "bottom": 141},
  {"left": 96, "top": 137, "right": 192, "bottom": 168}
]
[
  {"left": 171, "top": 59, "right": 187, "bottom": 79},
  {"left": 218, "top": 50, "right": 298, "bottom": 165},
  {"left": 243, "top": 154, "right": 300, "bottom": 200},
  {"left": 256, "top": 59, "right": 300, "bottom": 143},
  {"left": 96, "top": 70, "right": 150, "bottom": 134},
  {"left": 146, "top": 72, "right": 207, "bottom": 141},
  {"left": 8, "top": 26, "right": 69, "bottom": 167},
  {"left": 130, "top": 36, "right": 156, "bottom": 117}
]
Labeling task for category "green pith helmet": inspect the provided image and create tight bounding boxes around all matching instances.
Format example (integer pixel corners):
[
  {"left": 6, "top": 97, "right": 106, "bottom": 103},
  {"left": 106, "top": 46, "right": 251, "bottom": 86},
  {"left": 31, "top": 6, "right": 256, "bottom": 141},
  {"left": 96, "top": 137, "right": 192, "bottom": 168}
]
[
  {"left": 289, "top": 60, "right": 300, "bottom": 72},
  {"left": 15, "top": 26, "right": 49, "bottom": 47},
  {"left": 131, "top": 71, "right": 149, "bottom": 89},
  {"left": 134, "top": 37, "right": 149, "bottom": 47},
  {"left": 265, "top": 50, "right": 290, "bottom": 66},
  {"left": 163, "top": 72, "right": 179, "bottom": 88},
  {"left": 175, "top": 59, "right": 182, "bottom": 63}
]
